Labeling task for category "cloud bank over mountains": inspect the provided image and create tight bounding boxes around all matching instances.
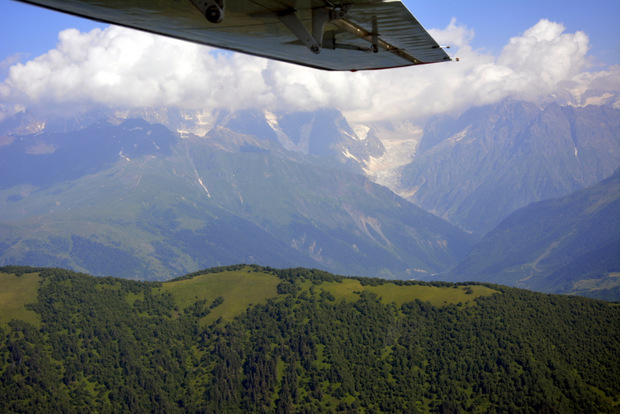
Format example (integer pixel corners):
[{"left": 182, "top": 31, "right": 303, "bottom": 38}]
[{"left": 1, "top": 18, "right": 618, "bottom": 123}]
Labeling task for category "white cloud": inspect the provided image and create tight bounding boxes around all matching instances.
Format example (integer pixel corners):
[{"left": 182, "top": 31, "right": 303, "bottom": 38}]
[
  {"left": 1, "top": 19, "right": 618, "bottom": 123},
  {"left": 498, "top": 20, "right": 590, "bottom": 91}
]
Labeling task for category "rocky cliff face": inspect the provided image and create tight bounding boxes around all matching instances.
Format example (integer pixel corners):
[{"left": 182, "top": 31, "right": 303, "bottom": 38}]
[{"left": 398, "top": 100, "right": 620, "bottom": 235}]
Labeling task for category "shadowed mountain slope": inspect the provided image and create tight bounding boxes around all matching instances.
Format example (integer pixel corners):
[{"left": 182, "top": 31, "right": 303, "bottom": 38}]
[
  {"left": 444, "top": 169, "right": 620, "bottom": 299},
  {"left": 400, "top": 101, "right": 620, "bottom": 235}
]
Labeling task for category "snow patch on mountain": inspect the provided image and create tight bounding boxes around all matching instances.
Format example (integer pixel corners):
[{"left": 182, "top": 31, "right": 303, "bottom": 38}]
[
  {"left": 357, "top": 123, "right": 424, "bottom": 194},
  {"left": 264, "top": 111, "right": 296, "bottom": 151}
]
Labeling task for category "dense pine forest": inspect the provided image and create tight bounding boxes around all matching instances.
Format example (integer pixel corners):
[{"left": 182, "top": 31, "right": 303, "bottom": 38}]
[{"left": 1, "top": 265, "right": 619, "bottom": 413}]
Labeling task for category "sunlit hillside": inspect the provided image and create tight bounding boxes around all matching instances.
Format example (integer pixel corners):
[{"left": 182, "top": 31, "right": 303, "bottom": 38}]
[{"left": 1, "top": 265, "right": 618, "bottom": 412}]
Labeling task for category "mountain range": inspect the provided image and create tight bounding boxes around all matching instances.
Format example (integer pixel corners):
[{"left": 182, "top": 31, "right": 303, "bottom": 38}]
[
  {"left": 398, "top": 100, "right": 620, "bottom": 235},
  {"left": 442, "top": 170, "right": 620, "bottom": 299},
  {"left": 0, "top": 99, "right": 618, "bottom": 297},
  {"left": 0, "top": 114, "right": 473, "bottom": 280},
  {"left": 442, "top": 168, "right": 620, "bottom": 300}
]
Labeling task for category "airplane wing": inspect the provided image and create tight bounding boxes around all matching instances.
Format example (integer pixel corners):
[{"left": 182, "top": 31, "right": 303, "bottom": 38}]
[{"left": 17, "top": 0, "right": 452, "bottom": 71}]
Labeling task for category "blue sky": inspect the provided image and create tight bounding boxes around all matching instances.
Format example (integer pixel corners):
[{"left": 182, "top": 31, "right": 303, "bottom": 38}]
[
  {"left": 410, "top": 0, "right": 620, "bottom": 66},
  {"left": 1, "top": 0, "right": 619, "bottom": 123},
  {"left": 2, "top": 0, "right": 618, "bottom": 67}
]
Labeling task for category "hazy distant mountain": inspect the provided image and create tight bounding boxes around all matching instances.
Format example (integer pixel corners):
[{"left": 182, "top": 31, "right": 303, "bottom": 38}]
[
  {"left": 443, "top": 169, "right": 620, "bottom": 299},
  {"left": 0, "top": 118, "right": 176, "bottom": 190},
  {"left": 0, "top": 115, "right": 472, "bottom": 280},
  {"left": 213, "top": 108, "right": 385, "bottom": 171},
  {"left": 399, "top": 100, "right": 620, "bottom": 235},
  {"left": 1, "top": 106, "right": 385, "bottom": 172}
]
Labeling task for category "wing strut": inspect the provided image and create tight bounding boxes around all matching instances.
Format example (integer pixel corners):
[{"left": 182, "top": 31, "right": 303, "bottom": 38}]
[
  {"left": 277, "top": 4, "right": 351, "bottom": 54},
  {"left": 278, "top": 9, "right": 322, "bottom": 54}
]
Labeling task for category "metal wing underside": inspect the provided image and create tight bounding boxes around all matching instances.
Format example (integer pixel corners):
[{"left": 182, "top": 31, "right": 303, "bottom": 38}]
[{"left": 17, "top": 0, "right": 451, "bottom": 71}]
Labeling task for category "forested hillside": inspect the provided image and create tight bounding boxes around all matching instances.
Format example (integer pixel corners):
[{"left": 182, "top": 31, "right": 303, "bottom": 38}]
[{"left": 1, "top": 265, "right": 619, "bottom": 413}]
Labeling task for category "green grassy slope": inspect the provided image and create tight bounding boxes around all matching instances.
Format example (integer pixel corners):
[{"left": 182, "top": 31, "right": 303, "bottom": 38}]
[
  {"left": 0, "top": 269, "right": 41, "bottom": 326},
  {"left": 1, "top": 265, "right": 619, "bottom": 413},
  {"left": 160, "top": 268, "right": 281, "bottom": 324},
  {"left": 317, "top": 278, "right": 495, "bottom": 307}
]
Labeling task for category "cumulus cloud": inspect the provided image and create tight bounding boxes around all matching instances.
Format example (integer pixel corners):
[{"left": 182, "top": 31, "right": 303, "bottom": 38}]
[
  {"left": 1, "top": 18, "right": 618, "bottom": 123},
  {"left": 1, "top": 27, "right": 270, "bottom": 112}
]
